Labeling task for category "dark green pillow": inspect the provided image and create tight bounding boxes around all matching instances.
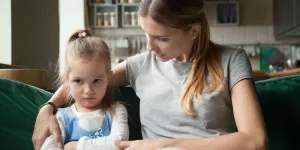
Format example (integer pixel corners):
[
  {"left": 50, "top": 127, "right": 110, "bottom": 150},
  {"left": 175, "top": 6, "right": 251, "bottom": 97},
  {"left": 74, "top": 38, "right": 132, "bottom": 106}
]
[
  {"left": 1, "top": 74, "right": 300, "bottom": 150},
  {"left": 0, "top": 78, "right": 142, "bottom": 150},
  {"left": 255, "top": 75, "right": 300, "bottom": 150},
  {"left": 0, "top": 78, "right": 51, "bottom": 150}
]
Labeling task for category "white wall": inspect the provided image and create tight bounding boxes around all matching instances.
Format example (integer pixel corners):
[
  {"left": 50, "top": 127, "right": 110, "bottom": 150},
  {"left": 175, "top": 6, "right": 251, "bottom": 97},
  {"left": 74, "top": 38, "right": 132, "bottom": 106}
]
[
  {"left": 0, "top": 0, "right": 12, "bottom": 64},
  {"left": 10, "top": 0, "right": 59, "bottom": 88},
  {"left": 59, "top": 0, "right": 86, "bottom": 74}
]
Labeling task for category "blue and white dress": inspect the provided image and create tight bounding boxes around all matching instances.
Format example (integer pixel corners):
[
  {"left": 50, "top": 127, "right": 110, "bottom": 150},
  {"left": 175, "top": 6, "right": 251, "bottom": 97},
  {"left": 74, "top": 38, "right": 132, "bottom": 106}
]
[
  {"left": 58, "top": 107, "right": 112, "bottom": 143},
  {"left": 40, "top": 104, "right": 129, "bottom": 150}
]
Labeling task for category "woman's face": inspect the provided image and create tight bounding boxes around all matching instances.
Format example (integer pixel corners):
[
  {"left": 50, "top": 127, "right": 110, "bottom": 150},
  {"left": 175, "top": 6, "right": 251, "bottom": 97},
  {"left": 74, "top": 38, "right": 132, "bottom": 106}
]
[{"left": 140, "top": 16, "right": 196, "bottom": 62}]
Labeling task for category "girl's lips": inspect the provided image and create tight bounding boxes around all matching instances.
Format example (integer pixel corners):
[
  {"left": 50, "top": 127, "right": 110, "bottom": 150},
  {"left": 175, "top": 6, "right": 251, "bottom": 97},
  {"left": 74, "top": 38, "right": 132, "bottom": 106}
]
[{"left": 154, "top": 52, "right": 164, "bottom": 58}]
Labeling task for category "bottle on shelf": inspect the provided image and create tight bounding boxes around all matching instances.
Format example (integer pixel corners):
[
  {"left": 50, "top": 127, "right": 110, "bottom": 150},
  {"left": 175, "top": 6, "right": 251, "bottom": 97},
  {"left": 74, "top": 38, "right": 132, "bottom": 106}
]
[
  {"left": 120, "top": 0, "right": 127, "bottom": 3},
  {"left": 96, "top": 12, "right": 103, "bottom": 26},
  {"left": 110, "top": 12, "right": 116, "bottom": 26},
  {"left": 105, "top": 0, "right": 112, "bottom": 4},
  {"left": 124, "top": 11, "right": 131, "bottom": 26},
  {"left": 95, "top": 0, "right": 102, "bottom": 3},
  {"left": 103, "top": 12, "right": 110, "bottom": 26},
  {"left": 229, "top": 7, "right": 235, "bottom": 23},
  {"left": 131, "top": 11, "right": 138, "bottom": 26}
]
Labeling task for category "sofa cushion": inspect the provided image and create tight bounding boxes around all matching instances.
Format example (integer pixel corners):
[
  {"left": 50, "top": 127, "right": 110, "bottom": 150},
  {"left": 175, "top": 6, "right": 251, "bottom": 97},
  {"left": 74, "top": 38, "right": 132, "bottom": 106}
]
[
  {"left": 0, "top": 79, "right": 142, "bottom": 150},
  {"left": 0, "top": 79, "right": 51, "bottom": 150},
  {"left": 255, "top": 75, "right": 300, "bottom": 150},
  {"left": 0, "top": 75, "right": 300, "bottom": 150}
]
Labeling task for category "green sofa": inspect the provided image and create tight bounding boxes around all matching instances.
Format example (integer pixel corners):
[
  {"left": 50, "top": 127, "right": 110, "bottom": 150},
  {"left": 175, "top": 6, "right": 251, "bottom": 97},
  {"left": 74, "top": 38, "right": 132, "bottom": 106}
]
[{"left": 0, "top": 75, "right": 300, "bottom": 150}]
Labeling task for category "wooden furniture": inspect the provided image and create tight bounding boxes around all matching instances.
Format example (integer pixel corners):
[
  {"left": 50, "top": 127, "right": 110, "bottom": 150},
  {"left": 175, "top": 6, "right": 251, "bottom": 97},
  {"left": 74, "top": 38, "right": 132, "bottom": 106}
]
[{"left": 0, "top": 69, "right": 48, "bottom": 89}]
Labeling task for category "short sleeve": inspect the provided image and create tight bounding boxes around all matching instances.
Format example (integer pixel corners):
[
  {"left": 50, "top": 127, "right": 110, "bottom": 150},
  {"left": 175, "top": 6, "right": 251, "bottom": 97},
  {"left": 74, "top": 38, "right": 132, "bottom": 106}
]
[
  {"left": 229, "top": 49, "right": 253, "bottom": 89},
  {"left": 126, "top": 52, "right": 149, "bottom": 89}
]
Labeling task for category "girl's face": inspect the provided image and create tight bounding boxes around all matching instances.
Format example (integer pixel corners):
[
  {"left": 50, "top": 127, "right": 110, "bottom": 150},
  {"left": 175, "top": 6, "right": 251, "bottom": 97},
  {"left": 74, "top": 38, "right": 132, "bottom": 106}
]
[
  {"left": 140, "top": 15, "right": 196, "bottom": 62},
  {"left": 67, "top": 57, "right": 110, "bottom": 112}
]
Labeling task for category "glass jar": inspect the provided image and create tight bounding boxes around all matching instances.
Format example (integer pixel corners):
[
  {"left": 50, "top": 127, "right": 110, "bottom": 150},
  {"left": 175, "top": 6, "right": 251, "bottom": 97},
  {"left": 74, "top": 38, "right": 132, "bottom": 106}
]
[
  {"left": 105, "top": 0, "right": 112, "bottom": 4},
  {"left": 96, "top": 12, "right": 103, "bottom": 26},
  {"left": 124, "top": 11, "right": 131, "bottom": 26},
  {"left": 95, "top": 0, "right": 102, "bottom": 3},
  {"left": 103, "top": 12, "right": 110, "bottom": 26},
  {"left": 131, "top": 12, "right": 137, "bottom": 26},
  {"left": 110, "top": 12, "right": 116, "bottom": 27}
]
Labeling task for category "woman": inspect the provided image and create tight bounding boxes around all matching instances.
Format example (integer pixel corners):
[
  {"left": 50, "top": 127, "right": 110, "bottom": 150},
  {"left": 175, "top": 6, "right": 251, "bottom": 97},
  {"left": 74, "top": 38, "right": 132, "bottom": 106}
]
[{"left": 32, "top": 0, "right": 267, "bottom": 149}]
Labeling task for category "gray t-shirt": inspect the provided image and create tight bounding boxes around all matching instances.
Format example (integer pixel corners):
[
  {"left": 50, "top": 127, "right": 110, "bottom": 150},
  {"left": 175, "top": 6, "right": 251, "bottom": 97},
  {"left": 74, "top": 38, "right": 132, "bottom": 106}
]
[{"left": 126, "top": 47, "right": 253, "bottom": 139}]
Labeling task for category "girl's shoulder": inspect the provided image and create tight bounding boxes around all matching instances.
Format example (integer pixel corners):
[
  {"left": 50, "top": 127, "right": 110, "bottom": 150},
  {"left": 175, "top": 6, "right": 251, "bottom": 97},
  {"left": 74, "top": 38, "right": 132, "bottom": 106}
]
[
  {"left": 109, "top": 102, "right": 128, "bottom": 117},
  {"left": 111, "top": 102, "right": 127, "bottom": 112}
]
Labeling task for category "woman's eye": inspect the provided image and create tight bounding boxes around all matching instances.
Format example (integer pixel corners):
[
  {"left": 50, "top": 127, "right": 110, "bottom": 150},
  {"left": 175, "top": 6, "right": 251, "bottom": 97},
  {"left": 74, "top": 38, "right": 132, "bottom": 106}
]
[
  {"left": 94, "top": 79, "right": 102, "bottom": 83},
  {"left": 157, "top": 37, "right": 168, "bottom": 42}
]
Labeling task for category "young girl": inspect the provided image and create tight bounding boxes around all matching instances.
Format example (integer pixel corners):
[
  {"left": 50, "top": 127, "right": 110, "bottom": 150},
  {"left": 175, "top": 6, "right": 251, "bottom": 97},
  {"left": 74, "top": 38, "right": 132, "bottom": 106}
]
[{"left": 40, "top": 29, "right": 129, "bottom": 150}]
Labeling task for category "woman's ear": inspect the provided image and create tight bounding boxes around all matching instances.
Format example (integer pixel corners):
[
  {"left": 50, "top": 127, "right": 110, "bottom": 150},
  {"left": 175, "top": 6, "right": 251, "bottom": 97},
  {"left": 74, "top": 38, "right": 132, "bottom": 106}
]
[{"left": 190, "top": 24, "right": 201, "bottom": 36}]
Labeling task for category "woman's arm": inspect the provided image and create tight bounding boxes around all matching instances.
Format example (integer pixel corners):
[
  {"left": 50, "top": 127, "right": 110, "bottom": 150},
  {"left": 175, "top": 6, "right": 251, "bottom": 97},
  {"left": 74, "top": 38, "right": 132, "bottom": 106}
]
[
  {"left": 32, "top": 85, "right": 67, "bottom": 150},
  {"left": 40, "top": 112, "right": 66, "bottom": 150},
  {"left": 32, "top": 61, "right": 129, "bottom": 150},
  {"left": 111, "top": 60, "right": 129, "bottom": 86},
  {"left": 116, "top": 79, "right": 268, "bottom": 150}
]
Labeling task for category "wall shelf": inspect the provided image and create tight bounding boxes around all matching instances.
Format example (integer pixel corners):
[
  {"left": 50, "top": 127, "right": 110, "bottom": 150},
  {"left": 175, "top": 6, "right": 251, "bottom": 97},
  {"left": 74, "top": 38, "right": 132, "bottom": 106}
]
[
  {"left": 204, "top": 0, "right": 240, "bottom": 26},
  {"left": 121, "top": 5, "right": 139, "bottom": 28},
  {"left": 89, "top": 0, "right": 140, "bottom": 28}
]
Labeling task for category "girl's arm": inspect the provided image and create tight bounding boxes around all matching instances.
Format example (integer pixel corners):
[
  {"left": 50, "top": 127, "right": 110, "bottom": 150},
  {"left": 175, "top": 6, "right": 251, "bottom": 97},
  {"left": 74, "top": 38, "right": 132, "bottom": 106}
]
[
  {"left": 33, "top": 61, "right": 128, "bottom": 150},
  {"left": 76, "top": 103, "right": 129, "bottom": 150}
]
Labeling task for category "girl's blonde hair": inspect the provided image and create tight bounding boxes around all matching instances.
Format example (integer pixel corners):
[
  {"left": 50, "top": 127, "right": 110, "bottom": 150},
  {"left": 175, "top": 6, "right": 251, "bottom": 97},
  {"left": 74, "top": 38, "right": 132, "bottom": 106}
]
[
  {"left": 138, "top": 0, "right": 224, "bottom": 116},
  {"left": 57, "top": 29, "right": 116, "bottom": 110}
]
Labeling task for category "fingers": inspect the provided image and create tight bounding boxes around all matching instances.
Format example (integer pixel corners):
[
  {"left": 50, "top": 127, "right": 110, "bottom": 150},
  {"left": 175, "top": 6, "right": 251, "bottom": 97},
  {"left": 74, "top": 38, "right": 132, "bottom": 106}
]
[
  {"left": 49, "top": 115, "right": 63, "bottom": 148},
  {"left": 114, "top": 140, "right": 132, "bottom": 149},
  {"left": 32, "top": 115, "right": 51, "bottom": 150},
  {"left": 32, "top": 130, "right": 47, "bottom": 150}
]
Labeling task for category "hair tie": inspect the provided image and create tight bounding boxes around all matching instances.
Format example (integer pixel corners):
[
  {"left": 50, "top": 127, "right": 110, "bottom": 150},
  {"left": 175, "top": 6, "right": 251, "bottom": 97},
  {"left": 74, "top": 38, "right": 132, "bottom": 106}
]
[{"left": 78, "top": 31, "right": 87, "bottom": 38}]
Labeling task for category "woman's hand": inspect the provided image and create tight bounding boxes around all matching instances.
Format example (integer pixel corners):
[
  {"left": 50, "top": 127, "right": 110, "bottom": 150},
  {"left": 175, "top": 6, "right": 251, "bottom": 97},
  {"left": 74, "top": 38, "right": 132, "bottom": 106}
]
[
  {"left": 115, "top": 138, "right": 170, "bottom": 150},
  {"left": 64, "top": 141, "right": 77, "bottom": 150},
  {"left": 32, "top": 105, "right": 62, "bottom": 150}
]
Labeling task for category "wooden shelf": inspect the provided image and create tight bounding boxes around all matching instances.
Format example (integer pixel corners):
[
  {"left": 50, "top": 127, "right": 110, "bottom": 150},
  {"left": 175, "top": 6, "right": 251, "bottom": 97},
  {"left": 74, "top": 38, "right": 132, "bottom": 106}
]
[{"left": 269, "top": 68, "right": 300, "bottom": 77}]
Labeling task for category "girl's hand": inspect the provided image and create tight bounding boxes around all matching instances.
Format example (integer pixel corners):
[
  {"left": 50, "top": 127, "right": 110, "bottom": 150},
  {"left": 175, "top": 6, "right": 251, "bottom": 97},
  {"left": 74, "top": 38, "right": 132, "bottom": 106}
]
[
  {"left": 64, "top": 141, "right": 77, "bottom": 150},
  {"left": 115, "top": 138, "right": 171, "bottom": 150}
]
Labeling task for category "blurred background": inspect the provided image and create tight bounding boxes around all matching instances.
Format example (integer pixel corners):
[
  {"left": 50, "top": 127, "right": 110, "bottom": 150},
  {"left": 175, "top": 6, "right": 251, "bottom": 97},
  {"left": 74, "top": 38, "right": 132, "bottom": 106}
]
[{"left": 0, "top": 0, "right": 300, "bottom": 89}]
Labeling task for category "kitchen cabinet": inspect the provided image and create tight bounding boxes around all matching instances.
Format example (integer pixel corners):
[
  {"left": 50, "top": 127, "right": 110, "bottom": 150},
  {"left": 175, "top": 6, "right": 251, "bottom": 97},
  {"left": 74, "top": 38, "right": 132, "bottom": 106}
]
[
  {"left": 89, "top": 0, "right": 140, "bottom": 28},
  {"left": 296, "top": 0, "right": 300, "bottom": 26},
  {"left": 273, "top": 0, "right": 300, "bottom": 39},
  {"left": 204, "top": 0, "right": 240, "bottom": 26}
]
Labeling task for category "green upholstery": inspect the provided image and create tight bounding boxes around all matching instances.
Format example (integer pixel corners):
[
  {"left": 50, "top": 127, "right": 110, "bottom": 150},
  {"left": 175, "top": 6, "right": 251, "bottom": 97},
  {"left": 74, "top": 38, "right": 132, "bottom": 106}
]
[
  {"left": 0, "top": 75, "right": 300, "bottom": 150},
  {"left": 0, "top": 79, "right": 52, "bottom": 150},
  {"left": 255, "top": 75, "right": 300, "bottom": 150}
]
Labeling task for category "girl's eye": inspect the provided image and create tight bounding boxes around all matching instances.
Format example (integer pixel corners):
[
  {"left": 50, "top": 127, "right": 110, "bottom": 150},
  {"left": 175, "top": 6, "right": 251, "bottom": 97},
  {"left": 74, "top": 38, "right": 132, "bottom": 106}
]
[
  {"left": 94, "top": 79, "right": 102, "bottom": 83},
  {"left": 73, "top": 79, "right": 82, "bottom": 84}
]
